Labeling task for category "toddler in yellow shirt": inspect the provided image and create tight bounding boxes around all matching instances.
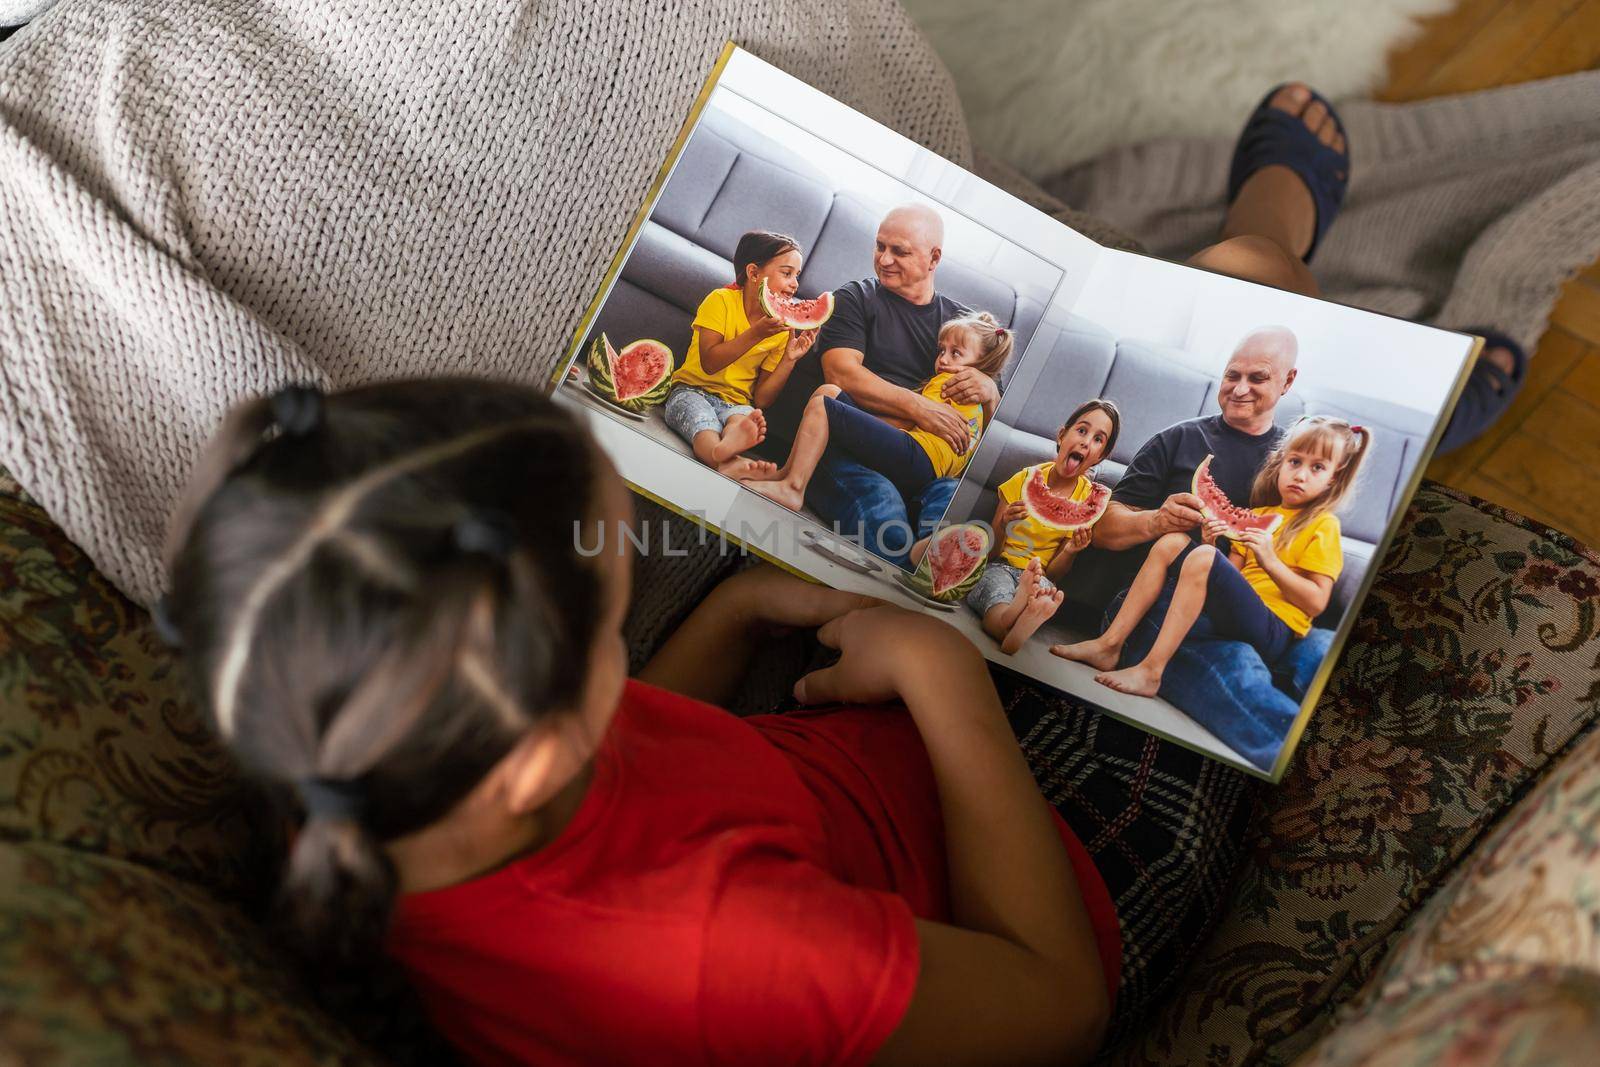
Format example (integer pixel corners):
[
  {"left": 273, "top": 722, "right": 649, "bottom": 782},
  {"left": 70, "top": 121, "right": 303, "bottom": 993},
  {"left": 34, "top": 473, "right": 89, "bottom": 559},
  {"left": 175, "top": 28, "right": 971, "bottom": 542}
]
[
  {"left": 743, "top": 312, "right": 1013, "bottom": 511},
  {"left": 663, "top": 231, "right": 818, "bottom": 478},
  {"left": 1056, "top": 416, "right": 1371, "bottom": 698}
]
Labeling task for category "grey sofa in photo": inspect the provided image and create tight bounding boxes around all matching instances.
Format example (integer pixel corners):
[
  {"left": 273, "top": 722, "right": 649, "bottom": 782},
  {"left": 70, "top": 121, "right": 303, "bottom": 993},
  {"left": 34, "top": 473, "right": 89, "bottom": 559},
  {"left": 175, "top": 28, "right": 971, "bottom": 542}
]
[
  {"left": 578, "top": 108, "right": 1053, "bottom": 434},
  {"left": 957, "top": 312, "right": 1435, "bottom": 627}
]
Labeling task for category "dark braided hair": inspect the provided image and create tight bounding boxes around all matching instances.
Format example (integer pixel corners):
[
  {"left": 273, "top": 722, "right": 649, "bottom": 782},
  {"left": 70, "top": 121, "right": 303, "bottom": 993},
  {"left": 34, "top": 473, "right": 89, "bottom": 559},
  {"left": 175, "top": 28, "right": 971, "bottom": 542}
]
[{"left": 163, "top": 377, "right": 606, "bottom": 976}]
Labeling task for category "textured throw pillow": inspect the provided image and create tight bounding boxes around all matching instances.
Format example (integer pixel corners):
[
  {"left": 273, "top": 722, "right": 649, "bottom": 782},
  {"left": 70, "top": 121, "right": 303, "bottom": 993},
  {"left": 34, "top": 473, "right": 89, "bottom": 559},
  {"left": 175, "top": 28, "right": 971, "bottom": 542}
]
[
  {"left": 1296, "top": 723, "right": 1600, "bottom": 1066},
  {"left": 0, "top": 469, "right": 281, "bottom": 904},
  {"left": 1108, "top": 484, "right": 1600, "bottom": 1065},
  {"left": 0, "top": 838, "right": 379, "bottom": 1066}
]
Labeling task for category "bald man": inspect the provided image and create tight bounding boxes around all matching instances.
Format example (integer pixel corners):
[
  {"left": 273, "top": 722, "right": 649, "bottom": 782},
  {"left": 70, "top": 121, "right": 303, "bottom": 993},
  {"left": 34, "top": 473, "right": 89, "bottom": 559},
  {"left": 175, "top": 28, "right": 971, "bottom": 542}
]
[
  {"left": 761, "top": 202, "right": 994, "bottom": 565},
  {"left": 1097, "top": 325, "right": 1297, "bottom": 544}
]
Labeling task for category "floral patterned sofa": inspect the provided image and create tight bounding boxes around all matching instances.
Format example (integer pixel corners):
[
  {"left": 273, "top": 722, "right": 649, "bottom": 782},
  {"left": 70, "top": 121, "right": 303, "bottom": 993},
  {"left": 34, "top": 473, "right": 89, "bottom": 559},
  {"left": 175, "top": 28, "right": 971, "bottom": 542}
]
[{"left": 3, "top": 457, "right": 1599, "bottom": 1066}]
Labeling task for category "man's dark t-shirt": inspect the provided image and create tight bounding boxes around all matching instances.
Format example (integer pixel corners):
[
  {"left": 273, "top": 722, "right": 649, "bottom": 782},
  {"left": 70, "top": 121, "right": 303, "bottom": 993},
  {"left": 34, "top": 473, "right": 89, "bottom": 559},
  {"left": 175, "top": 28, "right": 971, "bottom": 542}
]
[
  {"left": 1070, "top": 413, "right": 1287, "bottom": 615},
  {"left": 763, "top": 278, "right": 969, "bottom": 443}
]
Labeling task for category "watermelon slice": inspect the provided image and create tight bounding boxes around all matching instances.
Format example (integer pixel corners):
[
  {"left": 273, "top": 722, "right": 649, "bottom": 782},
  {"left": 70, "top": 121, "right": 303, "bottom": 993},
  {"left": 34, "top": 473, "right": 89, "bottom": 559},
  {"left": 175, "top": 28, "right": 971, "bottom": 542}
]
[
  {"left": 1191, "top": 454, "right": 1282, "bottom": 539},
  {"left": 905, "top": 522, "right": 990, "bottom": 602},
  {"left": 759, "top": 278, "right": 835, "bottom": 330},
  {"left": 1020, "top": 468, "right": 1111, "bottom": 532},
  {"left": 587, "top": 334, "right": 673, "bottom": 413}
]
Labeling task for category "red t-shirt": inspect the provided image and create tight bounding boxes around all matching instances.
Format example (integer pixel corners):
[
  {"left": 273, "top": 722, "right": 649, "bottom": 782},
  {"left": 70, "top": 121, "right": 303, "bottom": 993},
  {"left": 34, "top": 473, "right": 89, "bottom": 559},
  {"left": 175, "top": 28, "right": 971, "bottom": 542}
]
[{"left": 387, "top": 679, "right": 1120, "bottom": 1067}]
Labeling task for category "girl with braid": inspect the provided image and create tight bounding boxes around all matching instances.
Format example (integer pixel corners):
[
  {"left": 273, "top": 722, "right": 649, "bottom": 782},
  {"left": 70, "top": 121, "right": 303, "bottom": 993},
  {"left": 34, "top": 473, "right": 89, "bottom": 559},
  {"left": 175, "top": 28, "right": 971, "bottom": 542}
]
[{"left": 160, "top": 378, "right": 1120, "bottom": 1067}]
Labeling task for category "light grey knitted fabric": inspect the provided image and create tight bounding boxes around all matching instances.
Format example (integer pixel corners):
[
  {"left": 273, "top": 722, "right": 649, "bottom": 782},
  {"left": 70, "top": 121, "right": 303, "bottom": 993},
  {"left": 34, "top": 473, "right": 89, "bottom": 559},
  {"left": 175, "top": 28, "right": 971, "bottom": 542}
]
[
  {"left": 0, "top": 0, "right": 970, "bottom": 609},
  {"left": 1049, "top": 71, "right": 1600, "bottom": 354}
]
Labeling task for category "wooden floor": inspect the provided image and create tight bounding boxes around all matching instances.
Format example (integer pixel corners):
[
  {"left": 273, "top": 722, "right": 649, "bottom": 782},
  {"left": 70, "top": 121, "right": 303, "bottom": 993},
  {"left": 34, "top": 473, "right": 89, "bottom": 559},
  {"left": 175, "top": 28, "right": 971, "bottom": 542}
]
[{"left": 1381, "top": 0, "right": 1600, "bottom": 544}]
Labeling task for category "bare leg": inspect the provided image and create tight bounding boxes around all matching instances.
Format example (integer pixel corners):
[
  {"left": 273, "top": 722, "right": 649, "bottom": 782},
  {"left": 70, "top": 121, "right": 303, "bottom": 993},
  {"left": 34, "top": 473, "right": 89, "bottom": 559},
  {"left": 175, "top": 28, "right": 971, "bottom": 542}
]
[
  {"left": 1052, "top": 532, "right": 1189, "bottom": 670},
  {"left": 741, "top": 385, "right": 839, "bottom": 510},
  {"left": 1189, "top": 234, "right": 1318, "bottom": 298},
  {"left": 1001, "top": 582, "right": 1063, "bottom": 655},
  {"left": 1097, "top": 545, "right": 1217, "bottom": 697},
  {"left": 982, "top": 558, "right": 1042, "bottom": 642},
  {"left": 1185, "top": 83, "right": 1345, "bottom": 297}
]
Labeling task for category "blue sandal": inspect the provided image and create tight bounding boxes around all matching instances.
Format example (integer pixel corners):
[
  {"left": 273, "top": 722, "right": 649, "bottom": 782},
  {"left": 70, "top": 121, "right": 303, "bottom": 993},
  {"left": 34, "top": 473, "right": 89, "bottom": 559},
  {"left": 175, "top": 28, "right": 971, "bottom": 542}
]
[
  {"left": 1226, "top": 84, "right": 1351, "bottom": 264},
  {"left": 1437, "top": 329, "right": 1528, "bottom": 455}
]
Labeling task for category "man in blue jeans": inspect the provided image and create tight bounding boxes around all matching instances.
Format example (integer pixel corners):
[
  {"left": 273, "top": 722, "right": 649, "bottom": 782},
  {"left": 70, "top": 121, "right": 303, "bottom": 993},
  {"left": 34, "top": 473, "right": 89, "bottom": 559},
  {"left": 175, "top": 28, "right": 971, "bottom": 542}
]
[{"left": 759, "top": 203, "right": 997, "bottom": 566}]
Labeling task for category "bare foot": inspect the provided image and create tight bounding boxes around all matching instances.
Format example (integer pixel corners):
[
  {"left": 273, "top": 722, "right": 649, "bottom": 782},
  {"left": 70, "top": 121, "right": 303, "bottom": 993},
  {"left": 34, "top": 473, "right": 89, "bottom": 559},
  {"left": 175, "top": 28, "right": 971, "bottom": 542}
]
[
  {"left": 1050, "top": 635, "right": 1123, "bottom": 672},
  {"left": 1223, "top": 82, "right": 1346, "bottom": 261},
  {"left": 993, "top": 557, "right": 1042, "bottom": 633},
  {"left": 711, "top": 410, "right": 767, "bottom": 463},
  {"left": 1095, "top": 662, "right": 1164, "bottom": 698},
  {"left": 741, "top": 475, "right": 803, "bottom": 512},
  {"left": 1001, "top": 586, "right": 1063, "bottom": 655},
  {"left": 1483, "top": 344, "right": 1516, "bottom": 385},
  {"left": 718, "top": 455, "right": 779, "bottom": 480}
]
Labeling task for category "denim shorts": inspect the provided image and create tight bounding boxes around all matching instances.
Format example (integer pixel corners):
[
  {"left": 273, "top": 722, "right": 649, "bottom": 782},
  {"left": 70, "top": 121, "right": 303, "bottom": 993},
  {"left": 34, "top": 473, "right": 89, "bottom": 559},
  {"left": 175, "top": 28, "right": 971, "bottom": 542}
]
[
  {"left": 966, "top": 559, "right": 1026, "bottom": 617},
  {"left": 663, "top": 384, "right": 755, "bottom": 444}
]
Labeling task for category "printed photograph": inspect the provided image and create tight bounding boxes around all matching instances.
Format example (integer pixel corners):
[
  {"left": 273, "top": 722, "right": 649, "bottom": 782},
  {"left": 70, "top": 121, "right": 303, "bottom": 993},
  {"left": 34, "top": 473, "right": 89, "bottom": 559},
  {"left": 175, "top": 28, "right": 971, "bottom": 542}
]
[
  {"left": 559, "top": 58, "right": 1096, "bottom": 568},
  {"left": 934, "top": 251, "right": 1473, "bottom": 774}
]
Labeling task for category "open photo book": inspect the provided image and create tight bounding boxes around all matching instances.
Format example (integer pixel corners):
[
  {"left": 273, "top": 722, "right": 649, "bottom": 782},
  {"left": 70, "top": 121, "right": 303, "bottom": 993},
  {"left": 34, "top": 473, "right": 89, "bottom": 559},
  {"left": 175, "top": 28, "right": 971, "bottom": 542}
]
[{"left": 550, "top": 43, "right": 1480, "bottom": 782}]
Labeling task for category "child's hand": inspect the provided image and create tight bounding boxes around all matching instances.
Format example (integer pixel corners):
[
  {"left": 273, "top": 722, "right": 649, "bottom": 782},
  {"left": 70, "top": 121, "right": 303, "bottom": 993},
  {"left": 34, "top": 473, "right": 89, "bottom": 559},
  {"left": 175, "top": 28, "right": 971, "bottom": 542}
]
[
  {"left": 1237, "top": 526, "right": 1277, "bottom": 562},
  {"left": 1200, "top": 518, "right": 1230, "bottom": 547},
  {"left": 1059, "top": 526, "right": 1094, "bottom": 555},
  {"left": 794, "top": 606, "right": 977, "bottom": 705},
  {"left": 785, "top": 328, "right": 818, "bottom": 360},
  {"left": 748, "top": 314, "right": 788, "bottom": 340},
  {"left": 1001, "top": 501, "right": 1029, "bottom": 528}
]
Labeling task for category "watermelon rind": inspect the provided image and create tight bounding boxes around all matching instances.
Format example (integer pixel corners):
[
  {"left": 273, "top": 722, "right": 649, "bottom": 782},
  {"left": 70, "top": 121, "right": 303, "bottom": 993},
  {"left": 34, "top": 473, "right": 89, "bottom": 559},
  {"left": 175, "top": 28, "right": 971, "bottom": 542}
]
[
  {"left": 905, "top": 522, "right": 990, "bottom": 602},
  {"left": 587, "top": 334, "right": 673, "bottom": 413},
  {"left": 1021, "top": 469, "right": 1111, "bottom": 532},
  {"left": 759, "top": 279, "right": 835, "bottom": 330},
  {"left": 1191, "top": 454, "right": 1282, "bottom": 538}
]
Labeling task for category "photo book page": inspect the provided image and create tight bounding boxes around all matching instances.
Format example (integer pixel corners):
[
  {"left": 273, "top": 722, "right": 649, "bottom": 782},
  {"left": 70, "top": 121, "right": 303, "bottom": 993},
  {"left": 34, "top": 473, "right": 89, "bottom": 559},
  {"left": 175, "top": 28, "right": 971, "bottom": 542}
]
[{"left": 552, "top": 43, "right": 1479, "bottom": 781}]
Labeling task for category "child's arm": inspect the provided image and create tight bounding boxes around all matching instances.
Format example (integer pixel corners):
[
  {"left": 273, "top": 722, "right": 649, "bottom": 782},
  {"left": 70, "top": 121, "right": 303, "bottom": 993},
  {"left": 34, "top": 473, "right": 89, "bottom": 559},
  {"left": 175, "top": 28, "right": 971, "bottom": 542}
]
[
  {"left": 1202, "top": 520, "right": 1246, "bottom": 569},
  {"left": 797, "top": 610, "right": 1110, "bottom": 1066},
  {"left": 1042, "top": 527, "right": 1094, "bottom": 583},
  {"left": 750, "top": 329, "right": 817, "bottom": 409},
  {"left": 989, "top": 498, "right": 1022, "bottom": 561},
  {"left": 698, "top": 314, "right": 787, "bottom": 375},
  {"left": 638, "top": 565, "right": 877, "bottom": 707},
  {"left": 979, "top": 392, "right": 998, "bottom": 434},
  {"left": 1237, "top": 529, "right": 1335, "bottom": 618}
]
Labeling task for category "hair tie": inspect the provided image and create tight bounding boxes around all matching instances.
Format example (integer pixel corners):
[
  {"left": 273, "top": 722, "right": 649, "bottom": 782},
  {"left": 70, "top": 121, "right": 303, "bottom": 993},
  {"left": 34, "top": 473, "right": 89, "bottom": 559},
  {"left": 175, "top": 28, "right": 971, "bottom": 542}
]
[
  {"left": 151, "top": 595, "right": 183, "bottom": 648},
  {"left": 454, "top": 511, "right": 518, "bottom": 559},
  {"left": 994, "top": 327, "right": 1006, "bottom": 339},
  {"left": 269, "top": 384, "right": 324, "bottom": 437},
  {"left": 297, "top": 776, "right": 368, "bottom": 822}
]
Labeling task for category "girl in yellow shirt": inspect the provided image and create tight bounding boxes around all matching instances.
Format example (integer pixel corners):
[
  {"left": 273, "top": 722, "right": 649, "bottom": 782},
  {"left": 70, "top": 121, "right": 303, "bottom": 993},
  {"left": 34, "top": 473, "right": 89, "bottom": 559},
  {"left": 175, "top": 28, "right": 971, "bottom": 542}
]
[
  {"left": 663, "top": 231, "right": 818, "bottom": 478},
  {"left": 743, "top": 312, "right": 1012, "bottom": 511},
  {"left": 1056, "top": 416, "right": 1371, "bottom": 698},
  {"left": 956, "top": 399, "right": 1121, "bottom": 654}
]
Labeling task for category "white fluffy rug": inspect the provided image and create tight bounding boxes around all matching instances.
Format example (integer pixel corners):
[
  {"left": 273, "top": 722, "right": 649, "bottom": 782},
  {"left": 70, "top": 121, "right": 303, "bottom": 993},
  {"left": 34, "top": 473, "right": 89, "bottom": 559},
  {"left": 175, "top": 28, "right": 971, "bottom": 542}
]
[
  {"left": 0, "top": 0, "right": 55, "bottom": 27},
  {"left": 903, "top": 0, "right": 1452, "bottom": 178}
]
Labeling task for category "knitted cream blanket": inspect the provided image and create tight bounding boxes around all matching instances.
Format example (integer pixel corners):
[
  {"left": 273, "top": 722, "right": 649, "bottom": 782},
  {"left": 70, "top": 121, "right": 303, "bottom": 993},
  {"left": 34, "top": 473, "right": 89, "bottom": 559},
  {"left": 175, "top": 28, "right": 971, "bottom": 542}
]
[{"left": 0, "top": 0, "right": 970, "bottom": 607}]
